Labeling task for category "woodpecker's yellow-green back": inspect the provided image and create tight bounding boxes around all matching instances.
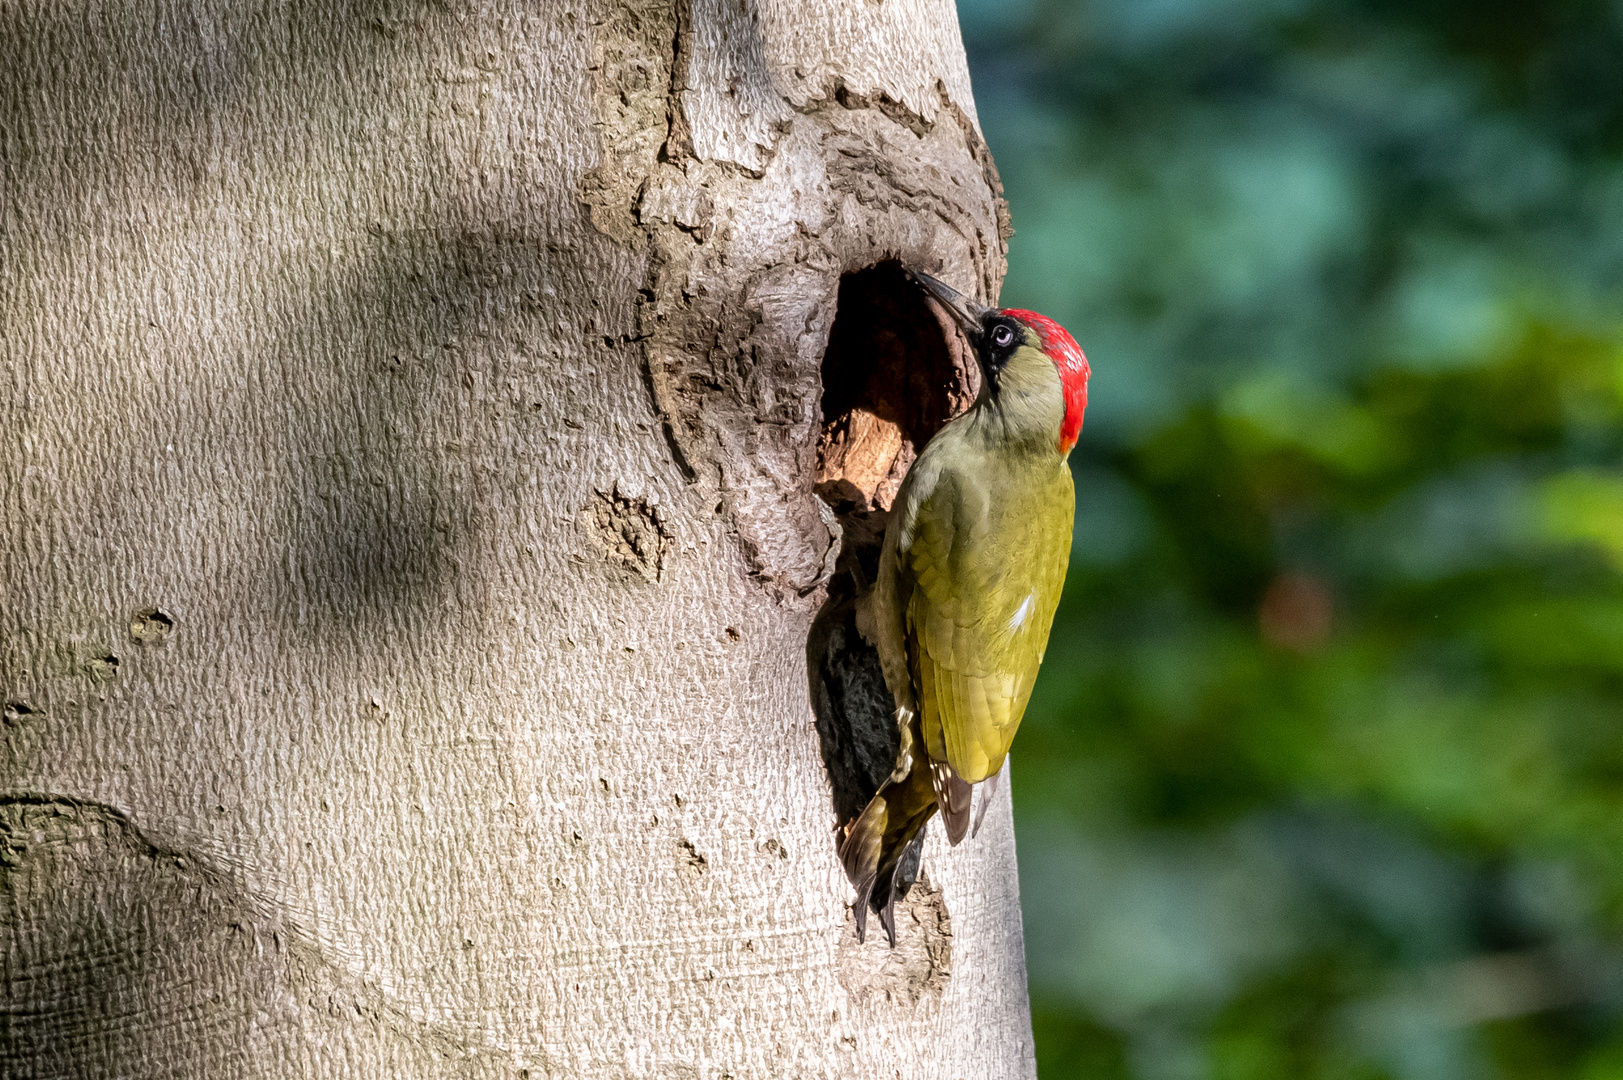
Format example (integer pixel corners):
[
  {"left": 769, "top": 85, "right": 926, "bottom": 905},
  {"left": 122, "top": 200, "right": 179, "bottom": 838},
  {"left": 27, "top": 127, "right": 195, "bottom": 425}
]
[
  {"left": 903, "top": 443, "right": 1073, "bottom": 784},
  {"left": 840, "top": 273, "right": 1090, "bottom": 943}
]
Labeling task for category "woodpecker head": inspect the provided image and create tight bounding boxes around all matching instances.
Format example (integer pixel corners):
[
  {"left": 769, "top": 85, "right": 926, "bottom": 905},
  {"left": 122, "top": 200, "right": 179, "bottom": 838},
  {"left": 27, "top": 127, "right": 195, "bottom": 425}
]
[{"left": 911, "top": 271, "right": 1091, "bottom": 454}]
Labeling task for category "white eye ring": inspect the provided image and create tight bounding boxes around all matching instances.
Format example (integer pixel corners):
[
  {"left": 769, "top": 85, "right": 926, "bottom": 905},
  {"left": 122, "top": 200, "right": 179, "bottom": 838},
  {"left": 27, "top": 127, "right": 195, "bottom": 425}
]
[{"left": 992, "top": 325, "right": 1015, "bottom": 347}]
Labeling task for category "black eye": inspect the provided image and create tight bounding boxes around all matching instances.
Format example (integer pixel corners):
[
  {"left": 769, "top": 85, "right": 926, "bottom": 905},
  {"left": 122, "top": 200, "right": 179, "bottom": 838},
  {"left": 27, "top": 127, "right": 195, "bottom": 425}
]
[{"left": 992, "top": 325, "right": 1015, "bottom": 347}]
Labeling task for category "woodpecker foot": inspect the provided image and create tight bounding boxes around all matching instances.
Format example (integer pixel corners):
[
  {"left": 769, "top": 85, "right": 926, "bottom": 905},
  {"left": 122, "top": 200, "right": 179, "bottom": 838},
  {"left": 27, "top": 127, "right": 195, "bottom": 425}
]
[{"left": 888, "top": 706, "right": 916, "bottom": 783}]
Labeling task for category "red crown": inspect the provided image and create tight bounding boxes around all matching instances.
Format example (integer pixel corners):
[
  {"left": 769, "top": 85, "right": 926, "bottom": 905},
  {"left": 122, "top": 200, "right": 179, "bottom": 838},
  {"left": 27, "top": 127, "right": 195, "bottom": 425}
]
[{"left": 1001, "top": 309, "right": 1090, "bottom": 452}]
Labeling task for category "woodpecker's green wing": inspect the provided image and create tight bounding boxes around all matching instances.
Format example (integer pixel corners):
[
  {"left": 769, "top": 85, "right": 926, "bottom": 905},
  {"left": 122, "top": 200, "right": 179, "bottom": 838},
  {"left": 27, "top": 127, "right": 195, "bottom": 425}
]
[{"left": 899, "top": 456, "right": 1074, "bottom": 814}]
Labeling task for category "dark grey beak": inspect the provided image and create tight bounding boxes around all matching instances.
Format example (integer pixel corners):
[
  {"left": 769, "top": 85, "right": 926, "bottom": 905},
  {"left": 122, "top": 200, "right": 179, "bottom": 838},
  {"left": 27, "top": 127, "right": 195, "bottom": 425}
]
[{"left": 909, "top": 270, "right": 991, "bottom": 339}]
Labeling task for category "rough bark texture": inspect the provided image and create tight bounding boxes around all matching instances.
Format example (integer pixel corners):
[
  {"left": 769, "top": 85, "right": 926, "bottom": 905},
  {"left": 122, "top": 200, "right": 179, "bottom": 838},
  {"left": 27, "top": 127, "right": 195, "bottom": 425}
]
[{"left": 0, "top": 1, "right": 1032, "bottom": 1076}]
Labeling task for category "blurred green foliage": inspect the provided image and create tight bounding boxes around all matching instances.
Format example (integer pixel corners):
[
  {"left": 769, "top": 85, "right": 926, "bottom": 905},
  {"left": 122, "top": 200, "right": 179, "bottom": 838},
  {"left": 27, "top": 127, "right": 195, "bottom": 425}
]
[{"left": 959, "top": 0, "right": 1623, "bottom": 1076}]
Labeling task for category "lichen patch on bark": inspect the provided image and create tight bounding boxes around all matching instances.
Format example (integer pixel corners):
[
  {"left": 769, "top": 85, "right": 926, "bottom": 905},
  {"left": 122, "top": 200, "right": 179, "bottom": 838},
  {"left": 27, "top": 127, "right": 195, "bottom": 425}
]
[{"left": 586, "top": 485, "right": 673, "bottom": 582}]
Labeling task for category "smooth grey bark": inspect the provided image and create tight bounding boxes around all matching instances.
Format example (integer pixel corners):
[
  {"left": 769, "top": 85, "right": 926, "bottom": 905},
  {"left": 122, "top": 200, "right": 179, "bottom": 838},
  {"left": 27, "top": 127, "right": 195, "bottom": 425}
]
[{"left": 0, "top": 1, "right": 1033, "bottom": 1076}]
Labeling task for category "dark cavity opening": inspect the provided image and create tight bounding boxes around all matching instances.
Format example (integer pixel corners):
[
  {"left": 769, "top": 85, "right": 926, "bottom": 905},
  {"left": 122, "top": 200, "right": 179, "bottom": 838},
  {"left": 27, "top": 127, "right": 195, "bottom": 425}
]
[{"left": 806, "top": 260, "right": 978, "bottom": 840}]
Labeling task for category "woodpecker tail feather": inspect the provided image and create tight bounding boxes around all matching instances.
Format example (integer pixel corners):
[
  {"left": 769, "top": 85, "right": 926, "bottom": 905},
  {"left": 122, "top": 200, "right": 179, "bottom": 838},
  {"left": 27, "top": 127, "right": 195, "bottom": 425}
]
[
  {"left": 930, "top": 761, "right": 973, "bottom": 846},
  {"left": 971, "top": 764, "right": 1002, "bottom": 839},
  {"left": 874, "top": 833, "right": 924, "bottom": 947},
  {"left": 838, "top": 752, "right": 937, "bottom": 945}
]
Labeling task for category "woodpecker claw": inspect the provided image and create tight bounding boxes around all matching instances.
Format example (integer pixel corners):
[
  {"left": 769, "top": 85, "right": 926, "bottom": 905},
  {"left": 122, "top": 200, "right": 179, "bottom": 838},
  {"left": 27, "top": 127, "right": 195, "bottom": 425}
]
[{"left": 889, "top": 706, "right": 916, "bottom": 783}]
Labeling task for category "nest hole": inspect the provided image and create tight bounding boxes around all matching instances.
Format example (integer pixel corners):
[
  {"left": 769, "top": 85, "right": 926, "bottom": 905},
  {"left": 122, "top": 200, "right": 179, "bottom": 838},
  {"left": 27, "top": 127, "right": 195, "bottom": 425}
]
[
  {"left": 815, "top": 260, "right": 978, "bottom": 523},
  {"left": 808, "top": 260, "right": 978, "bottom": 835}
]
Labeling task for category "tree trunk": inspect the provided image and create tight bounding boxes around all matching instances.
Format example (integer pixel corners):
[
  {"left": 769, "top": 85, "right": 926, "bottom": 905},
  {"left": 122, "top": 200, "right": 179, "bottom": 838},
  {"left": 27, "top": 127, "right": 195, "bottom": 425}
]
[{"left": 0, "top": 1, "right": 1032, "bottom": 1076}]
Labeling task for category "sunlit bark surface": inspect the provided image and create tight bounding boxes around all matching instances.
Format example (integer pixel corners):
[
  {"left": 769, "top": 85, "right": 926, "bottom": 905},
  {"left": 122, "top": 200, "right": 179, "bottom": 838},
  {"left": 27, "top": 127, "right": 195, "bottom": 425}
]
[{"left": 0, "top": 2, "right": 1032, "bottom": 1075}]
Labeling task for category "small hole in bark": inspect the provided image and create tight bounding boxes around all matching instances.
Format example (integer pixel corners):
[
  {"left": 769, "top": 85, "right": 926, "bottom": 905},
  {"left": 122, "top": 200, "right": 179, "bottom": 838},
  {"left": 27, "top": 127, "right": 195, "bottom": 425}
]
[
  {"left": 129, "top": 607, "right": 175, "bottom": 645},
  {"left": 679, "top": 838, "right": 709, "bottom": 874},
  {"left": 88, "top": 653, "right": 120, "bottom": 681},
  {"left": 807, "top": 260, "right": 978, "bottom": 837}
]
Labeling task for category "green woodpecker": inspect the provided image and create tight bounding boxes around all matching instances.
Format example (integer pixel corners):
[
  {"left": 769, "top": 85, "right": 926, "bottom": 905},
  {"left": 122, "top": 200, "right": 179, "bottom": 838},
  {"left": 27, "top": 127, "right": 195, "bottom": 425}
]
[{"left": 840, "top": 271, "right": 1089, "bottom": 944}]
